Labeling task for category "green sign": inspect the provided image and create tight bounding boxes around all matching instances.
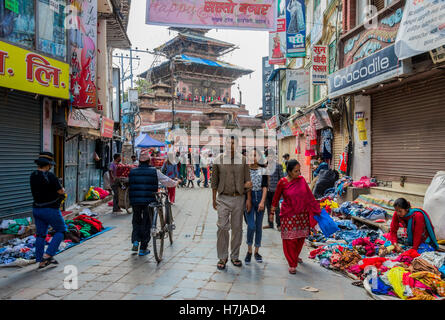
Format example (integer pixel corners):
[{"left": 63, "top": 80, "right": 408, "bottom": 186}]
[{"left": 5, "top": 0, "right": 19, "bottom": 14}]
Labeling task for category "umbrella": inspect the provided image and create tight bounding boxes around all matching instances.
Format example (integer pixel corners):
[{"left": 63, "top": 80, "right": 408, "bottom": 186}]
[{"left": 135, "top": 133, "right": 165, "bottom": 148}]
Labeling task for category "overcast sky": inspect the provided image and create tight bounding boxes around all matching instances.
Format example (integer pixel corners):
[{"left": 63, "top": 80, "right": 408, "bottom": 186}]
[{"left": 115, "top": 1, "right": 270, "bottom": 116}]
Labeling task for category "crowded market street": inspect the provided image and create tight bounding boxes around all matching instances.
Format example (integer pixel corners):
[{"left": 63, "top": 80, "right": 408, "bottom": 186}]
[{"left": 0, "top": 188, "right": 370, "bottom": 300}]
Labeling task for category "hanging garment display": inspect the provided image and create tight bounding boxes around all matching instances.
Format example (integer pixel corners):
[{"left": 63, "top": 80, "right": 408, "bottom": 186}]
[
  {"left": 305, "top": 113, "right": 318, "bottom": 156},
  {"left": 320, "top": 128, "right": 333, "bottom": 160}
]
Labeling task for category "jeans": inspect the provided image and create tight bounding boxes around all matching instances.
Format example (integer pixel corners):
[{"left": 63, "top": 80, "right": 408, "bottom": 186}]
[
  {"left": 245, "top": 190, "right": 264, "bottom": 248},
  {"left": 194, "top": 164, "right": 200, "bottom": 178},
  {"left": 131, "top": 205, "right": 152, "bottom": 250},
  {"left": 111, "top": 182, "right": 120, "bottom": 211},
  {"left": 265, "top": 190, "right": 280, "bottom": 228},
  {"left": 33, "top": 207, "right": 67, "bottom": 262},
  {"left": 287, "top": 80, "right": 297, "bottom": 101},
  {"left": 201, "top": 167, "right": 208, "bottom": 187}
]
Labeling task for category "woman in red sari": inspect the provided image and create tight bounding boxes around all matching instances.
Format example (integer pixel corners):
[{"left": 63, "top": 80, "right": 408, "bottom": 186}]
[{"left": 271, "top": 160, "right": 321, "bottom": 274}]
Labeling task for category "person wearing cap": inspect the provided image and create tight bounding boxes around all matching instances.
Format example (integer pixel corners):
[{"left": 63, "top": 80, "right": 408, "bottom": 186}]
[
  {"left": 128, "top": 149, "right": 178, "bottom": 256},
  {"left": 30, "top": 152, "right": 67, "bottom": 270}
]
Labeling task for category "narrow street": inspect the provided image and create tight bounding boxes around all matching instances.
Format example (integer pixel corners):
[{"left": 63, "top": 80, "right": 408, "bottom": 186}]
[{"left": 0, "top": 188, "right": 370, "bottom": 300}]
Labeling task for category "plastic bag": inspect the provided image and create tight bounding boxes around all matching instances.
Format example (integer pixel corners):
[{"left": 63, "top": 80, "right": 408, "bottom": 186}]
[
  {"left": 387, "top": 267, "right": 408, "bottom": 299},
  {"left": 85, "top": 186, "right": 100, "bottom": 201},
  {"left": 423, "top": 171, "right": 445, "bottom": 241},
  {"left": 313, "top": 209, "right": 340, "bottom": 237}
]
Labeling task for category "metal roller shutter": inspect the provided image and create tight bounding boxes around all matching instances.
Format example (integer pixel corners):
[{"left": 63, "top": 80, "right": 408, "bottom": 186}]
[
  {"left": 332, "top": 119, "right": 345, "bottom": 171},
  {"left": 0, "top": 91, "right": 41, "bottom": 218},
  {"left": 371, "top": 77, "right": 445, "bottom": 184}
]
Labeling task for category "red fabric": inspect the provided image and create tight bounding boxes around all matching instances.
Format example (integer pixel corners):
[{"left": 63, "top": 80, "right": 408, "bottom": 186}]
[
  {"left": 309, "top": 247, "right": 325, "bottom": 259},
  {"left": 74, "top": 214, "right": 104, "bottom": 232},
  {"left": 359, "top": 257, "right": 388, "bottom": 270},
  {"left": 393, "top": 249, "right": 420, "bottom": 265},
  {"left": 271, "top": 177, "right": 321, "bottom": 219},
  {"left": 352, "top": 238, "right": 376, "bottom": 257},
  {"left": 94, "top": 187, "right": 110, "bottom": 199},
  {"left": 108, "top": 201, "right": 113, "bottom": 207},
  {"left": 282, "top": 238, "right": 305, "bottom": 268},
  {"left": 389, "top": 210, "right": 429, "bottom": 250},
  {"left": 167, "top": 187, "right": 175, "bottom": 203}
]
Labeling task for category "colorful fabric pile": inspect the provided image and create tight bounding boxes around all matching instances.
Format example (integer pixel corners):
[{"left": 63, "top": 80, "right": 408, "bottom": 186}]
[
  {"left": 352, "top": 176, "right": 378, "bottom": 188},
  {"left": 307, "top": 214, "right": 445, "bottom": 300},
  {"left": 332, "top": 201, "right": 387, "bottom": 221},
  {"left": 0, "top": 214, "right": 106, "bottom": 267},
  {"left": 0, "top": 217, "right": 33, "bottom": 235}
]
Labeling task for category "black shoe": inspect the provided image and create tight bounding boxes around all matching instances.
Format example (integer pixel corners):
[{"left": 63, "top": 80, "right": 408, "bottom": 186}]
[
  {"left": 245, "top": 252, "right": 252, "bottom": 265},
  {"left": 254, "top": 253, "right": 263, "bottom": 263}
]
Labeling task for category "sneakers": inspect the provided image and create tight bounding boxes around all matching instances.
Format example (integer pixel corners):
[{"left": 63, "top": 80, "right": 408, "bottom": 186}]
[
  {"left": 132, "top": 241, "right": 139, "bottom": 252},
  {"left": 245, "top": 252, "right": 252, "bottom": 265},
  {"left": 254, "top": 253, "right": 263, "bottom": 263},
  {"left": 138, "top": 249, "right": 150, "bottom": 256}
]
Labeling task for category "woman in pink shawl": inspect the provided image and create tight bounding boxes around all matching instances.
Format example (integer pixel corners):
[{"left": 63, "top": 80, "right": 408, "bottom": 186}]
[{"left": 271, "top": 160, "right": 321, "bottom": 274}]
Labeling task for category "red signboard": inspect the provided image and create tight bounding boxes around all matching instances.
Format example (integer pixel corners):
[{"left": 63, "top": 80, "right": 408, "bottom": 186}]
[{"left": 101, "top": 117, "right": 114, "bottom": 138}]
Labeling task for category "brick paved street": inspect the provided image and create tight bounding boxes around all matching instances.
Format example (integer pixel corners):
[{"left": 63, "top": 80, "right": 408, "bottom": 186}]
[{"left": 0, "top": 188, "right": 371, "bottom": 300}]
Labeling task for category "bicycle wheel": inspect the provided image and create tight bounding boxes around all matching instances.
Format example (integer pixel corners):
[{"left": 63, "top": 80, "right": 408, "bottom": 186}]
[
  {"left": 165, "top": 201, "right": 174, "bottom": 245},
  {"left": 152, "top": 207, "right": 165, "bottom": 263}
]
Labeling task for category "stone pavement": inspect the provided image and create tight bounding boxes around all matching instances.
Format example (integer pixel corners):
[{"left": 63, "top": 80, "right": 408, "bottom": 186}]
[{"left": 0, "top": 188, "right": 372, "bottom": 300}]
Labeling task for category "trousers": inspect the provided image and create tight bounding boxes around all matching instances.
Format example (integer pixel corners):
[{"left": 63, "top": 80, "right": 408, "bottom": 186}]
[
  {"left": 265, "top": 190, "right": 280, "bottom": 228},
  {"left": 33, "top": 207, "right": 67, "bottom": 262},
  {"left": 167, "top": 187, "right": 176, "bottom": 203},
  {"left": 111, "top": 182, "right": 120, "bottom": 211},
  {"left": 287, "top": 80, "right": 298, "bottom": 101},
  {"left": 216, "top": 194, "right": 245, "bottom": 261},
  {"left": 131, "top": 205, "right": 152, "bottom": 250},
  {"left": 282, "top": 238, "right": 305, "bottom": 268},
  {"left": 245, "top": 190, "right": 264, "bottom": 248}
]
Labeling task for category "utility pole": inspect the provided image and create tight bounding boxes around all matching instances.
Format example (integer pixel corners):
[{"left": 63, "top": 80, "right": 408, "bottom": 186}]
[{"left": 170, "top": 60, "right": 176, "bottom": 130}]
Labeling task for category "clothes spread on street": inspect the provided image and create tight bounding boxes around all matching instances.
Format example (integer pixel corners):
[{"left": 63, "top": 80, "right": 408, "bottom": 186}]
[
  {"left": 331, "top": 201, "right": 387, "bottom": 221},
  {"left": 0, "top": 218, "right": 32, "bottom": 235},
  {"left": 0, "top": 215, "right": 107, "bottom": 266}
]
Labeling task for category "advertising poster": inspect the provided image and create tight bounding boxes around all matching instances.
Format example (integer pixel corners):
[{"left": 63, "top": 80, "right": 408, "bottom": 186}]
[
  {"left": 145, "top": 0, "right": 277, "bottom": 31},
  {"left": 395, "top": 0, "right": 445, "bottom": 60},
  {"left": 269, "top": 18, "right": 287, "bottom": 65},
  {"left": 68, "top": 108, "right": 100, "bottom": 129},
  {"left": 262, "top": 56, "right": 274, "bottom": 119},
  {"left": 68, "top": 0, "right": 98, "bottom": 108},
  {"left": 285, "top": 0, "right": 306, "bottom": 58},
  {"left": 310, "top": 0, "right": 326, "bottom": 46},
  {"left": 312, "top": 45, "right": 328, "bottom": 85},
  {"left": 286, "top": 69, "right": 310, "bottom": 107}
]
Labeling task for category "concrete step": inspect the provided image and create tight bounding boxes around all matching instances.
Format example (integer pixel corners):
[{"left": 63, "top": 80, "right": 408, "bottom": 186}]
[{"left": 369, "top": 187, "right": 424, "bottom": 208}]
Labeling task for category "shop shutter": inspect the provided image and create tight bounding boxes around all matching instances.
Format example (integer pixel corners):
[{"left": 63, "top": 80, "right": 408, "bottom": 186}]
[
  {"left": 371, "top": 77, "right": 445, "bottom": 184},
  {"left": 332, "top": 118, "right": 345, "bottom": 171},
  {"left": 0, "top": 91, "right": 41, "bottom": 218}
]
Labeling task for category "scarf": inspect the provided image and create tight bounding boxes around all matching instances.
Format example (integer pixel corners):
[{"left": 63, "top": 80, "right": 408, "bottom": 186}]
[{"left": 406, "top": 208, "right": 439, "bottom": 250}]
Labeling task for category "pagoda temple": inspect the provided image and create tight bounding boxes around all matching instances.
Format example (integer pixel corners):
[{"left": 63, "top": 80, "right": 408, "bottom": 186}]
[{"left": 137, "top": 28, "right": 266, "bottom": 148}]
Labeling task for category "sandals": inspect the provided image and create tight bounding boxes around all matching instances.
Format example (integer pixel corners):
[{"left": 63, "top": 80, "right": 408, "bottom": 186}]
[
  {"left": 217, "top": 259, "right": 227, "bottom": 270},
  {"left": 231, "top": 259, "right": 242, "bottom": 267},
  {"left": 37, "top": 256, "right": 58, "bottom": 271},
  {"left": 289, "top": 267, "right": 297, "bottom": 274}
]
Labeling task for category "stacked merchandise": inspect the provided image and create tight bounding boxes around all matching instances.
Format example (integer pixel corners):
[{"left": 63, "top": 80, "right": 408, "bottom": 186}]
[
  {"left": 0, "top": 214, "right": 107, "bottom": 267},
  {"left": 307, "top": 210, "right": 445, "bottom": 300},
  {"left": 333, "top": 201, "right": 388, "bottom": 222}
]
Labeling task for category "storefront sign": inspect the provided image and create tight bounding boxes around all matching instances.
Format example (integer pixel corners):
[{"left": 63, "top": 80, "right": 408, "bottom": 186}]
[
  {"left": 430, "top": 45, "right": 445, "bottom": 64},
  {"left": 67, "top": 108, "right": 100, "bottom": 129},
  {"left": 262, "top": 56, "right": 274, "bottom": 119},
  {"left": 269, "top": 18, "right": 287, "bottom": 65},
  {"left": 145, "top": 0, "right": 276, "bottom": 31},
  {"left": 5, "top": 0, "right": 19, "bottom": 14},
  {"left": 280, "top": 122, "right": 293, "bottom": 137},
  {"left": 69, "top": 0, "right": 97, "bottom": 108},
  {"left": 141, "top": 122, "right": 171, "bottom": 132},
  {"left": 101, "top": 117, "right": 114, "bottom": 138},
  {"left": 328, "top": 45, "right": 402, "bottom": 98},
  {"left": 286, "top": 69, "right": 310, "bottom": 107},
  {"left": 266, "top": 114, "right": 280, "bottom": 130},
  {"left": 294, "top": 112, "right": 311, "bottom": 131},
  {"left": 0, "top": 41, "right": 69, "bottom": 99},
  {"left": 313, "top": 108, "right": 333, "bottom": 129},
  {"left": 285, "top": 0, "right": 306, "bottom": 57},
  {"left": 312, "top": 45, "right": 328, "bottom": 85},
  {"left": 395, "top": 0, "right": 445, "bottom": 60},
  {"left": 42, "top": 98, "right": 53, "bottom": 152}
]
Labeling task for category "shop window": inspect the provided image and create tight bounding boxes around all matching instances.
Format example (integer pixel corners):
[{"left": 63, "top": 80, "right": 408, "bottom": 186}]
[
  {"left": 0, "top": 0, "right": 35, "bottom": 49},
  {"left": 37, "top": 0, "right": 66, "bottom": 59},
  {"left": 328, "top": 40, "right": 337, "bottom": 74}
]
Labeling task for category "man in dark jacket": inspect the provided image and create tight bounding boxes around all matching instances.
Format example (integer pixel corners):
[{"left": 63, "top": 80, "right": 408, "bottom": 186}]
[
  {"left": 263, "top": 150, "right": 284, "bottom": 230},
  {"left": 129, "top": 149, "right": 177, "bottom": 256}
]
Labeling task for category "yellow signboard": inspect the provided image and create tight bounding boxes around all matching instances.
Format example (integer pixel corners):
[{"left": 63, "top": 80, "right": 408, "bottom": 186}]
[{"left": 0, "top": 41, "right": 69, "bottom": 99}]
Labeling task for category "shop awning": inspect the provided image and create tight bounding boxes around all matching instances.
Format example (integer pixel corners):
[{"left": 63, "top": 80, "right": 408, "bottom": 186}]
[
  {"left": 135, "top": 133, "right": 165, "bottom": 148},
  {"left": 268, "top": 68, "right": 286, "bottom": 82}
]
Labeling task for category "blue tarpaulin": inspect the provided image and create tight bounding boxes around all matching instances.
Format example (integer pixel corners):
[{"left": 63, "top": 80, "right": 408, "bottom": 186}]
[{"left": 135, "top": 133, "right": 165, "bottom": 148}]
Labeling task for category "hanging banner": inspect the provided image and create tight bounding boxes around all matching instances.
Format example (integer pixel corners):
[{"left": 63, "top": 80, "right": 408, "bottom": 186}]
[
  {"left": 266, "top": 114, "right": 280, "bottom": 129},
  {"left": 101, "top": 117, "right": 114, "bottom": 138},
  {"left": 285, "top": 0, "right": 306, "bottom": 58},
  {"left": 68, "top": 0, "right": 97, "bottom": 108},
  {"left": 145, "top": 0, "right": 277, "bottom": 31},
  {"left": 141, "top": 122, "right": 171, "bottom": 132},
  {"left": 313, "top": 108, "right": 333, "bottom": 129},
  {"left": 312, "top": 45, "right": 328, "bottom": 85},
  {"left": 68, "top": 108, "right": 100, "bottom": 129},
  {"left": 262, "top": 56, "right": 274, "bottom": 119},
  {"left": 395, "top": 0, "right": 445, "bottom": 60},
  {"left": 286, "top": 69, "right": 310, "bottom": 107},
  {"left": 0, "top": 41, "right": 69, "bottom": 99},
  {"left": 310, "top": 0, "right": 326, "bottom": 46},
  {"left": 269, "top": 18, "right": 287, "bottom": 65}
]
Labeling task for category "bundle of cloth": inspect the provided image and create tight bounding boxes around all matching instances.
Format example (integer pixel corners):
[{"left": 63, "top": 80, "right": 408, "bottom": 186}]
[
  {"left": 0, "top": 217, "right": 32, "bottom": 235},
  {"left": 353, "top": 176, "right": 377, "bottom": 188},
  {"left": 323, "top": 176, "right": 354, "bottom": 198},
  {"left": 332, "top": 201, "right": 387, "bottom": 221}
]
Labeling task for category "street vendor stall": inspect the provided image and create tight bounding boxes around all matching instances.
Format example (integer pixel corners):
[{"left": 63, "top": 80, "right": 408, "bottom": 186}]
[{"left": 114, "top": 164, "right": 137, "bottom": 214}]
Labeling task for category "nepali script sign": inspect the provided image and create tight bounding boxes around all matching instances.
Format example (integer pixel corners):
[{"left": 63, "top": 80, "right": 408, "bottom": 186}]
[
  {"left": 312, "top": 45, "right": 328, "bottom": 85},
  {"left": 395, "top": 0, "right": 445, "bottom": 60},
  {"left": 145, "top": 0, "right": 277, "bottom": 31}
]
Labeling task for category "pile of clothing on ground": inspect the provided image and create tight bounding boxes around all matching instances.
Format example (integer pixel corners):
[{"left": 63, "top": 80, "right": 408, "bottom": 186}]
[
  {"left": 332, "top": 201, "right": 388, "bottom": 221},
  {"left": 307, "top": 213, "right": 445, "bottom": 300},
  {"left": 85, "top": 187, "right": 110, "bottom": 201},
  {"left": 323, "top": 176, "right": 353, "bottom": 199},
  {"left": 0, "top": 217, "right": 33, "bottom": 235},
  {"left": 352, "top": 176, "right": 378, "bottom": 188},
  {"left": 0, "top": 213, "right": 104, "bottom": 267}
]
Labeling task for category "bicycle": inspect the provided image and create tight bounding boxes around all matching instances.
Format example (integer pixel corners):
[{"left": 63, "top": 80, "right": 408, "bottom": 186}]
[{"left": 149, "top": 188, "right": 175, "bottom": 263}]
